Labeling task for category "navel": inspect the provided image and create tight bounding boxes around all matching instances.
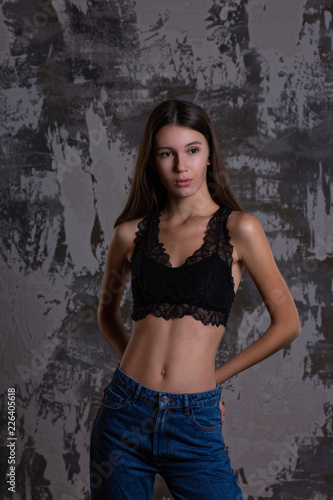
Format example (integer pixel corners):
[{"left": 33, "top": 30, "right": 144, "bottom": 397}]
[{"left": 161, "top": 368, "right": 166, "bottom": 377}]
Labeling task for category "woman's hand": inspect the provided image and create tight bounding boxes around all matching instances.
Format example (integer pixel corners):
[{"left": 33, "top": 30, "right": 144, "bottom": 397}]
[{"left": 219, "top": 401, "right": 226, "bottom": 423}]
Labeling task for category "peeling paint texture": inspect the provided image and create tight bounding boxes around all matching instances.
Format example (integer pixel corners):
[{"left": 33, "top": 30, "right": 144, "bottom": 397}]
[{"left": 1, "top": 1, "right": 333, "bottom": 499}]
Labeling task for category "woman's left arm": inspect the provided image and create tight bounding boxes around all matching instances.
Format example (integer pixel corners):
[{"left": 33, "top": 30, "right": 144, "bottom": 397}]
[{"left": 215, "top": 212, "right": 301, "bottom": 385}]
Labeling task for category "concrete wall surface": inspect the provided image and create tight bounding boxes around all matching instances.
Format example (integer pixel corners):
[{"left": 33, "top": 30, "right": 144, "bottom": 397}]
[{"left": 1, "top": 0, "right": 332, "bottom": 499}]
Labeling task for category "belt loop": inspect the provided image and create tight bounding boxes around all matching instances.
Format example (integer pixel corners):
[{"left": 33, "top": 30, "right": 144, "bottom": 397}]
[
  {"left": 132, "top": 384, "right": 142, "bottom": 403},
  {"left": 218, "top": 383, "right": 222, "bottom": 401},
  {"left": 183, "top": 394, "right": 189, "bottom": 415}
]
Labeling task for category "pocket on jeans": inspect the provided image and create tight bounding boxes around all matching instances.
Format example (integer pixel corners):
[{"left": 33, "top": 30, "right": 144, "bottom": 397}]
[
  {"left": 101, "top": 382, "right": 131, "bottom": 411},
  {"left": 189, "top": 400, "right": 222, "bottom": 431}
]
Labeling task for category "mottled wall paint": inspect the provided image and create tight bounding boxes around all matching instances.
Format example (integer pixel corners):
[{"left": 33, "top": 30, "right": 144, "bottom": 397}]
[{"left": 0, "top": 0, "right": 332, "bottom": 499}]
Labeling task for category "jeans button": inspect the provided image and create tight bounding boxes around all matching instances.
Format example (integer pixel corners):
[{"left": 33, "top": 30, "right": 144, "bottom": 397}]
[{"left": 162, "top": 396, "right": 170, "bottom": 403}]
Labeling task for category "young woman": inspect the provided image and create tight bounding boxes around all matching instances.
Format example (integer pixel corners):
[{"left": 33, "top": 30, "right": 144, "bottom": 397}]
[{"left": 89, "top": 100, "right": 301, "bottom": 499}]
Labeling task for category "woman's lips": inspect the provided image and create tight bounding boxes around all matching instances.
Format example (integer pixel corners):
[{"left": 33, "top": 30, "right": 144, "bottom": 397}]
[{"left": 175, "top": 179, "right": 192, "bottom": 187}]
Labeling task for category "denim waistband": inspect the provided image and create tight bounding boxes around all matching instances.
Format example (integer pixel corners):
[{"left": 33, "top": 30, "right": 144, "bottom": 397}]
[{"left": 113, "top": 364, "right": 221, "bottom": 409}]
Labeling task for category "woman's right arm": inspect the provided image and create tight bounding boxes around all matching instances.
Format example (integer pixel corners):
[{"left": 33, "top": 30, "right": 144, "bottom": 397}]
[{"left": 97, "top": 221, "right": 134, "bottom": 360}]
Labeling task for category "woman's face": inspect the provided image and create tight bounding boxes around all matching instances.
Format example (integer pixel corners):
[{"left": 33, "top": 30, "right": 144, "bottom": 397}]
[{"left": 151, "top": 124, "right": 211, "bottom": 199}]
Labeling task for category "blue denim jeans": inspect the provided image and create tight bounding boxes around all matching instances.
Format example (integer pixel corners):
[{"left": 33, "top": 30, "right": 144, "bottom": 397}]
[{"left": 90, "top": 364, "right": 243, "bottom": 499}]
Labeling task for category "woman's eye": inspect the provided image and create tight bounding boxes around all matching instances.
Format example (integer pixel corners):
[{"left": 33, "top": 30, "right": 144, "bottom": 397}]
[
  {"left": 188, "top": 148, "right": 199, "bottom": 154},
  {"left": 160, "top": 151, "right": 172, "bottom": 157}
]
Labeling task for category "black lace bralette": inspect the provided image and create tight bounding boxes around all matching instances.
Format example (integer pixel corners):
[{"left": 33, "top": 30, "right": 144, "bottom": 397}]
[{"left": 130, "top": 205, "right": 235, "bottom": 327}]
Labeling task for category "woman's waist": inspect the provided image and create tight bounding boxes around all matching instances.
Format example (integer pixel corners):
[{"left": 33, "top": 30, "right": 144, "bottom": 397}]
[
  {"left": 119, "top": 359, "right": 217, "bottom": 393},
  {"left": 112, "top": 364, "right": 222, "bottom": 406},
  {"left": 120, "top": 326, "right": 221, "bottom": 392}
]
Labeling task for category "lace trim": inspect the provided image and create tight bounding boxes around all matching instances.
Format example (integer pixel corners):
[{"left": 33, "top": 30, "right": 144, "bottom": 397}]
[
  {"left": 133, "top": 214, "right": 150, "bottom": 247},
  {"left": 130, "top": 214, "right": 151, "bottom": 267},
  {"left": 132, "top": 303, "right": 230, "bottom": 327},
  {"left": 151, "top": 205, "right": 234, "bottom": 269},
  {"left": 131, "top": 206, "right": 235, "bottom": 291},
  {"left": 220, "top": 208, "right": 235, "bottom": 293}
]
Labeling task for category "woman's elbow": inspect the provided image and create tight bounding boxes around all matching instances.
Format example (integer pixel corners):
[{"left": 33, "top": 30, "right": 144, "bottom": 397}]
[
  {"left": 97, "top": 305, "right": 108, "bottom": 330},
  {"left": 97, "top": 304, "right": 118, "bottom": 329},
  {"left": 271, "top": 313, "right": 301, "bottom": 348},
  {"left": 97, "top": 304, "right": 104, "bottom": 325},
  {"left": 278, "top": 301, "right": 301, "bottom": 343},
  {"left": 291, "top": 306, "right": 302, "bottom": 338},
  {"left": 295, "top": 316, "right": 302, "bottom": 337},
  {"left": 285, "top": 315, "right": 301, "bottom": 344}
]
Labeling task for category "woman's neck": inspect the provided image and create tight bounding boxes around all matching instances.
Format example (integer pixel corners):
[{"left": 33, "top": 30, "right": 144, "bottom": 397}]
[{"left": 161, "top": 195, "right": 219, "bottom": 222}]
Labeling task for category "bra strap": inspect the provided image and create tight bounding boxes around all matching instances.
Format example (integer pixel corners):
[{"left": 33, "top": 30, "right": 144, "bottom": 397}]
[
  {"left": 132, "top": 213, "right": 151, "bottom": 263},
  {"left": 146, "top": 212, "right": 156, "bottom": 253},
  {"left": 215, "top": 207, "right": 223, "bottom": 254}
]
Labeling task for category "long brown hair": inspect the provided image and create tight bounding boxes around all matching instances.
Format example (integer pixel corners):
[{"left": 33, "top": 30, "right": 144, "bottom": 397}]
[{"left": 115, "top": 100, "right": 243, "bottom": 226}]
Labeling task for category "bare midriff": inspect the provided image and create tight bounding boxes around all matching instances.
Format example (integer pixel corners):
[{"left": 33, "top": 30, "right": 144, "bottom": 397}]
[{"left": 119, "top": 314, "right": 225, "bottom": 394}]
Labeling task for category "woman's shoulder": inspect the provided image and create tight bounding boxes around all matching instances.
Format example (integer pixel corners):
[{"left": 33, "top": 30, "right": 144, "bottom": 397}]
[
  {"left": 113, "top": 214, "right": 151, "bottom": 246},
  {"left": 114, "top": 217, "right": 142, "bottom": 239},
  {"left": 227, "top": 210, "right": 264, "bottom": 242},
  {"left": 224, "top": 210, "right": 267, "bottom": 264}
]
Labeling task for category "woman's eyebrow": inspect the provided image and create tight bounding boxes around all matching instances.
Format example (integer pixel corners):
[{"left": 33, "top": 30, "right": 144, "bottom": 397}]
[{"left": 155, "top": 141, "right": 203, "bottom": 151}]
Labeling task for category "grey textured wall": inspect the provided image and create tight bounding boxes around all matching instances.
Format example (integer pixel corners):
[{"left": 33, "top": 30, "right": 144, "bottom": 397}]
[{"left": 1, "top": 1, "right": 332, "bottom": 499}]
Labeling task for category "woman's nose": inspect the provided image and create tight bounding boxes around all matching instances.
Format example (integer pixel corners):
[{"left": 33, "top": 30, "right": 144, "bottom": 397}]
[{"left": 174, "top": 154, "right": 187, "bottom": 172}]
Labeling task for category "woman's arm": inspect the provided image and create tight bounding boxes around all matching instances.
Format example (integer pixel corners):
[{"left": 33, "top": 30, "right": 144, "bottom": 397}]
[
  {"left": 216, "top": 212, "right": 301, "bottom": 385},
  {"left": 97, "top": 221, "right": 134, "bottom": 360}
]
